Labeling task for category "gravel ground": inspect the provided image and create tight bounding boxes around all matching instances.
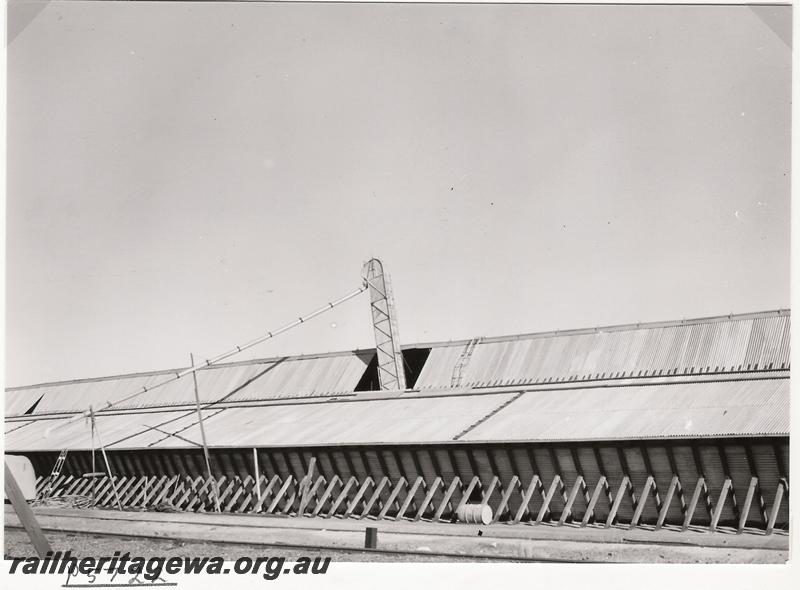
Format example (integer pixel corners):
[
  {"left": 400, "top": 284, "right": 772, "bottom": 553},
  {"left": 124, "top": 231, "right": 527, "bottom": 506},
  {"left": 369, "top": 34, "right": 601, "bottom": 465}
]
[{"left": 4, "top": 529, "right": 513, "bottom": 563}]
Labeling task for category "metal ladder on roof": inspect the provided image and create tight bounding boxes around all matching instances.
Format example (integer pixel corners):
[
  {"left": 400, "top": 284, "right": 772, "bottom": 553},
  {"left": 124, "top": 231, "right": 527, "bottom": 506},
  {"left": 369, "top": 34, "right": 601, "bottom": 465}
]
[
  {"left": 38, "top": 449, "right": 69, "bottom": 501},
  {"left": 451, "top": 337, "right": 480, "bottom": 388}
]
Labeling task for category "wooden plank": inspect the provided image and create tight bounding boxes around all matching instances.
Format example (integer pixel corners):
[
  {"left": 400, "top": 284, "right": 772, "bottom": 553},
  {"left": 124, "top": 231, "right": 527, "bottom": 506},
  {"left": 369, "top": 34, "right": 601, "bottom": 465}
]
[
  {"left": 299, "top": 476, "right": 326, "bottom": 516},
  {"left": 129, "top": 477, "right": 149, "bottom": 508},
  {"left": 514, "top": 475, "right": 541, "bottom": 524},
  {"left": 359, "top": 477, "right": 390, "bottom": 520},
  {"left": 395, "top": 477, "right": 424, "bottom": 521},
  {"left": 765, "top": 479, "right": 787, "bottom": 535},
  {"left": 59, "top": 475, "right": 82, "bottom": 498},
  {"left": 559, "top": 476, "right": 584, "bottom": 526},
  {"left": 175, "top": 477, "right": 203, "bottom": 511},
  {"left": 215, "top": 477, "right": 238, "bottom": 510},
  {"left": 682, "top": 477, "right": 706, "bottom": 532},
  {"left": 326, "top": 476, "right": 357, "bottom": 518},
  {"left": 164, "top": 479, "right": 185, "bottom": 506},
  {"left": 113, "top": 477, "right": 138, "bottom": 505},
  {"left": 737, "top": 477, "right": 758, "bottom": 534},
  {"left": 281, "top": 485, "right": 300, "bottom": 515},
  {"left": 605, "top": 476, "right": 630, "bottom": 529},
  {"left": 136, "top": 476, "right": 165, "bottom": 508},
  {"left": 116, "top": 477, "right": 142, "bottom": 507},
  {"left": 224, "top": 479, "right": 248, "bottom": 513},
  {"left": 488, "top": 475, "right": 515, "bottom": 524},
  {"left": 629, "top": 476, "right": 654, "bottom": 529},
  {"left": 581, "top": 477, "right": 607, "bottom": 528},
  {"left": 433, "top": 476, "right": 461, "bottom": 522},
  {"left": 4, "top": 461, "right": 52, "bottom": 558},
  {"left": 77, "top": 476, "right": 100, "bottom": 499},
  {"left": 152, "top": 476, "right": 179, "bottom": 506},
  {"left": 536, "top": 475, "right": 562, "bottom": 524},
  {"left": 744, "top": 444, "right": 768, "bottom": 524},
  {"left": 414, "top": 477, "right": 443, "bottom": 522},
  {"left": 242, "top": 475, "right": 263, "bottom": 512},
  {"left": 297, "top": 457, "right": 317, "bottom": 515},
  {"left": 480, "top": 476, "right": 500, "bottom": 510},
  {"left": 709, "top": 478, "right": 732, "bottom": 533},
  {"left": 84, "top": 474, "right": 106, "bottom": 500},
  {"left": 234, "top": 476, "right": 255, "bottom": 513},
  {"left": 313, "top": 476, "right": 342, "bottom": 517},
  {"left": 344, "top": 477, "right": 374, "bottom": 519},
  {"left": 60, "top": 476, "right": 82, "bottom": 497},
  {"left": 655, "top": 476, "right": 679, "bottom": 530},
  {"left": 45, "top": 475, "right": 68, "bottom": 499},
  {"left": 194, "top": 477, "right": 221, "bottom": 512},
  {"left": 97, "top": 477, "right": 123, "bottom": 507},
  {"left": 267, "top": 477, "right": 294, "bottom": 514},
  {"left": 377, "top": 478, "right": 408, "bottom": 520},
  {"left": 252, "top": 475, "right": 281, "bottom": 513},
  {"left": 665, "top": 445, "right": 686, "bottom": 514},
  {"left": 120, "top": 477, "right": 146, "bottom": 506}
]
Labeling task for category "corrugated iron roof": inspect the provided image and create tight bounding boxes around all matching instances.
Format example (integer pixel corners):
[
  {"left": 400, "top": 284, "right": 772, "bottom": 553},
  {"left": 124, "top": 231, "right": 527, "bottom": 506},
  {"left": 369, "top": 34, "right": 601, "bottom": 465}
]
[
  {"left": 5, "top": 353, "right": 371, "bottom": 416},
  {"left": 3, "top": 393, "right": 517, "bottom": 451},
  {"left": 5, "top": 377, "right": 787, "bottom": 451},
  {"left": 155, "top": 393, "right": 518, "bottom": 448},
  {"left": 460, "top": 378, "right": 789, "bottom": 442},
  {"left": 5, "top": 389, "right": 45, "bottom": 416},
  {"left": 414, "top": 314, "right": 790, "bottom": 389},
  {"left": 4, "top": 409, "right": 209, "bottom": 451},
  {"left": 4, "top": 309, "right": 790, "bottom": 433}
]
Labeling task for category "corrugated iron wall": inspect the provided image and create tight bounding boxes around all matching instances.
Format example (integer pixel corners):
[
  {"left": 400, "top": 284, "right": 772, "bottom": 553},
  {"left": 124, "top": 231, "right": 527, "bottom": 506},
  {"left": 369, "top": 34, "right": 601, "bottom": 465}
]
[{"left": 20, "top": 437, "right": 789, "bottom": 531}]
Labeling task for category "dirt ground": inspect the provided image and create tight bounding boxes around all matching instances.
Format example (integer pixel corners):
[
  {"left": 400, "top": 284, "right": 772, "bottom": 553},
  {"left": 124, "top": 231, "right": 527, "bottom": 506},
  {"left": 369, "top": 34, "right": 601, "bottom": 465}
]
[{"left": 4, "top": 529, "right": 511, "bottom": 563}]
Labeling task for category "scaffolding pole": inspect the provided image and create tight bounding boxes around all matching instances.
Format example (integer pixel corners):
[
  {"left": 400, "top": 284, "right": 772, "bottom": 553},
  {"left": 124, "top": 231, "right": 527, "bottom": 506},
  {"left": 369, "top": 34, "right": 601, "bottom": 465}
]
[
  {"left": 191, "top": 353, "right": 221, "bottom": 513},
  {"left": 91, "top": 407, "right": 124, "bottom": 511}
]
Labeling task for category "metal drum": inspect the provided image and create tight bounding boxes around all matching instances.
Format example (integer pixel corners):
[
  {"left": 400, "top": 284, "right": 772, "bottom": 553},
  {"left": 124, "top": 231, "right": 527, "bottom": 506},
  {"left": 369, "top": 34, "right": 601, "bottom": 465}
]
[{"left": 456, "top": 503, "right": 492, "bottom": 525}]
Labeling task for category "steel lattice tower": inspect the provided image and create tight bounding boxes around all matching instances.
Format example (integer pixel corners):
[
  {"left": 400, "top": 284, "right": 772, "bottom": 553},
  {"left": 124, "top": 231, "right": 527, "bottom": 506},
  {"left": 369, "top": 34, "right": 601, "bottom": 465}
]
[{"left": 362, "top": 258, "right": 407, "bottom": 391}]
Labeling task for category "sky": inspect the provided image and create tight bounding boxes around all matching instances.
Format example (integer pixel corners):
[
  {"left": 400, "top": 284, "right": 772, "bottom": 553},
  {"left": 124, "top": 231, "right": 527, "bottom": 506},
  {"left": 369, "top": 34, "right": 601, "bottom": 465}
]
[{"left": 5, "top": 2, "right": 791, "bottom": 387}]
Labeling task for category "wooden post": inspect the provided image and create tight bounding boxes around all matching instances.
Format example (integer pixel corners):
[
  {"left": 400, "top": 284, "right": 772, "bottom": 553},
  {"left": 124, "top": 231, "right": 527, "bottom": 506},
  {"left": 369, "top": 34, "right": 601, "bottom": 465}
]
[
  {"left": 655, "top": 476, "right": 679, "bottom": 530},
  {"left": 682, "top": 477, "right": 706, "bottom": 532},
  {"left": 365, "top": 527, "right": 378, "bottom": 549},
  {"left": 515, "top": 475, "right": 541, "bottom": 524},
  {"left": 91, "top": 416, "right": 97, "bottom": 503},
  {"left": 190, "top": 353, "right": 221, "bottom": 512},
  {"left": 91, "top": 407, "right": 123, "bottom": 511},
  {"left": 298, "top": 457, "right": 317, "bottom": 516},
  {"left": 5, "top": 461, "right": 52, "bottom": 557},
  {"left": 605, "top": 476, "right": 630, "bottom": 529},
  {"left": 629, "top": 476, "right": 655, "bottom": 530},
  {"left": 765, "top": 479, "right": 787, "bottom": 535},
  {"left": 709, "top": 478, "right": 732, "bottom": 532},
  {"left": 559, "top": 475, "right": 584, "bottom": 526},
  {"left": 581, "top": 477, "right": 607, "bottom": 527},
  {"left": 253, "top": 448, "right": 262, "bottom": 507},
  {"left": 737, "top": 477, "right": 758, "bottom": 534},
  {"left": 432, "top": 476, "right": 461, "bottom": 522},
  {"left": 537, "top": 475, "right": 562, "bottom": 524}
]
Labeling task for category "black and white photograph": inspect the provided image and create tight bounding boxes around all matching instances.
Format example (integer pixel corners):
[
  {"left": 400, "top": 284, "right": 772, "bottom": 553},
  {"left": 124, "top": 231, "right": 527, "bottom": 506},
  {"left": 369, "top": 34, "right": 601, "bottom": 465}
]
[{"left": 2, "top": 0, "right": 795, "bottom": 586}]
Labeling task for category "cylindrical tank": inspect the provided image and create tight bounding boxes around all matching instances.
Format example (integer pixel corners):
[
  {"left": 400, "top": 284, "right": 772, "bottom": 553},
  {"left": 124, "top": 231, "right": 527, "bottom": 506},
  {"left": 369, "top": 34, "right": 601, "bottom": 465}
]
[
  {"left": 456, "top": 503, "right": 492, "bottom": 525},
  {"left": 4, "top": 454, "right": 37, "bottom": 500}
]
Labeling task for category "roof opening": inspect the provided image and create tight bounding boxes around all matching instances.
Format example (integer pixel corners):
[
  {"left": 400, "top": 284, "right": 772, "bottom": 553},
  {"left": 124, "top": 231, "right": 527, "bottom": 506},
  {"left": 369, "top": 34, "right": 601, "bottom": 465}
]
[
  {"left": 353, "top": 348, "right": 431, "bottom": 392},
  {"left": 24, "top": 394, "right": 44, "bottom": 415},
  {"left": 402, "top": 348, "right": 431, "bottom": 388},
  {"left": 354, "top": 354, "right": 380, "bottom": 392}
]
